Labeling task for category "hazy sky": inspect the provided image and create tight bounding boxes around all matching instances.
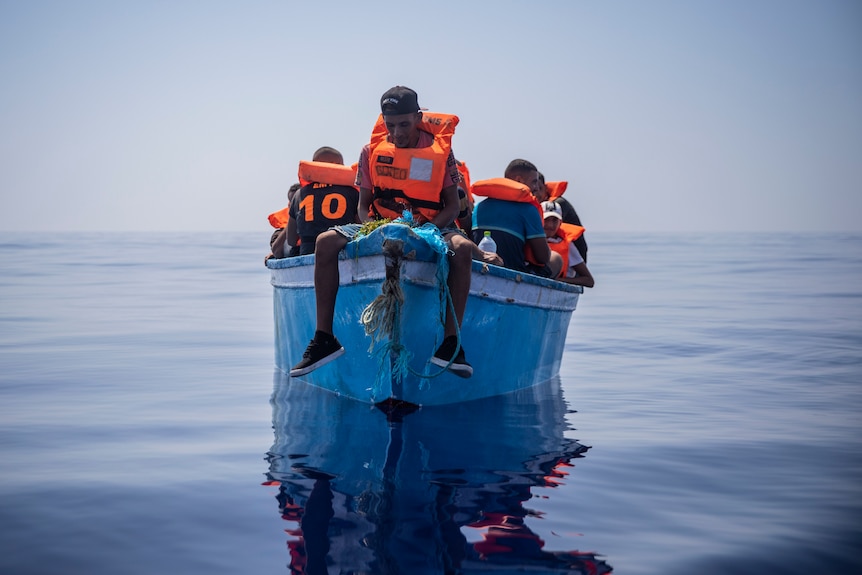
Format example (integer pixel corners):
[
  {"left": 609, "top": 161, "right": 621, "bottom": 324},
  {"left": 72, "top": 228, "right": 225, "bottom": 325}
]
[{"left": 1, "top": 0, "right": 860, "bottom": 233}]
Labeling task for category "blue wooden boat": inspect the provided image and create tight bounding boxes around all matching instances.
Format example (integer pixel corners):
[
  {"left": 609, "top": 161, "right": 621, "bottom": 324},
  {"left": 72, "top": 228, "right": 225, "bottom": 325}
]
[
  {"left": 265, "top": 374, "right": 610, "bottom": 574},
  {"left": 266, "top": 222, "right": 582, "bottom": 406}
]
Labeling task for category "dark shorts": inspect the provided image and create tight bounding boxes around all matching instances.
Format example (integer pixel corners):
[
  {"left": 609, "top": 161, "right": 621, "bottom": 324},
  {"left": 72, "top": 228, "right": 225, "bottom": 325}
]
[
  {"left": 331, "top": 223, "right": 364, "bottom": 241},
  {"left": 438, "top": 224, "right": 467, "bottom": 240}
]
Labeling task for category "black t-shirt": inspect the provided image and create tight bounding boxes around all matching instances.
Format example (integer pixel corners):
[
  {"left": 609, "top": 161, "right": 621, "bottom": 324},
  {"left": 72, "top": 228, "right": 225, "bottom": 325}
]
[{"left": 289, "top": 183, "right": 359, "bottom": 255}]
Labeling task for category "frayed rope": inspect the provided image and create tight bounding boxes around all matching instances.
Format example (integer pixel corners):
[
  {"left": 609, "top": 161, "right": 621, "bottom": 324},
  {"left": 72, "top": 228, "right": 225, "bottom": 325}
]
[{"left": 359, "top": 211, "right": 464, "bottom": 393}]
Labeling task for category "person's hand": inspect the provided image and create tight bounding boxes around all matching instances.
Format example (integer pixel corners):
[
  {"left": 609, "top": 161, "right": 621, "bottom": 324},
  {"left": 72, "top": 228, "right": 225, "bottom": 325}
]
[{"left": 480, "top": 251, "right": 503, "bottom": 266}]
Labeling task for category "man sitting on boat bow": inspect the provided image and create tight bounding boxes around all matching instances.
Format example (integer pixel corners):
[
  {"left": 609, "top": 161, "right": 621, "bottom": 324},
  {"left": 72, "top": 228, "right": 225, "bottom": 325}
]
[{"left": 289, "top": 86, "right": 476, "bottom": 379}]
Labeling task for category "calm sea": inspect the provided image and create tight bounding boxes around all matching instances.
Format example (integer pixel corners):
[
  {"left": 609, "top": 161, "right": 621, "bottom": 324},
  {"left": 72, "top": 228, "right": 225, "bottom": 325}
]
[{"left": 1, "top": 231, "right": 860, "bottom": 574}]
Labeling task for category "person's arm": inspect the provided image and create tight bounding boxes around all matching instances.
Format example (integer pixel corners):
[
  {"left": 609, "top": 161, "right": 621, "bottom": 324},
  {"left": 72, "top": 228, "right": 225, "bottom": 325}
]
[
  {"left": 430, "top": 184, "right": 460, "bottom": 229},
  {"left": 358, "top": 187, "right": 374, "bottom": 223},
  {"left": 270, "top": 228, "right": 287, "bottom": 259},
  {"left": 558, "top": 262, "right": 594, "bottom": 288},
  {"left": 355, "top": 145, "right": 374, "bottom": 223},
  {"left": 280, "top": 193, "right": 300, "bottom": 256},
  {"left": 525, "top": 236, "right": 551, "bottom": 265},
  {"left": 285, "top": 215, "right": 298, "bottom": 250},
  {"left": 523, "top": 202, "right": 552, "bottom": 265}
]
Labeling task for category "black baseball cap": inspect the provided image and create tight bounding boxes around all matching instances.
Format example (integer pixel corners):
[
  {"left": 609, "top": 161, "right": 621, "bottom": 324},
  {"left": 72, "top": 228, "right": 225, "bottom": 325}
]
[{"left": 380, "top": 86, "right": 420, "bottom": 116}]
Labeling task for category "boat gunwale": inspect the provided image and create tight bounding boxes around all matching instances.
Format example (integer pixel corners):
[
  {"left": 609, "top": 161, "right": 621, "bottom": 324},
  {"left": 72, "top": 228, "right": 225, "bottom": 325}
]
[{"left": 266, "top": 244, "right": 584, "bottom": 295}]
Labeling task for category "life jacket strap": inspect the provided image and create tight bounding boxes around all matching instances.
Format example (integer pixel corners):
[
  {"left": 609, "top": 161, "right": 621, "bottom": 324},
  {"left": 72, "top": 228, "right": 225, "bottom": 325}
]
[{"left": 373, "top": 187, "right": 444, "bottom": 211}]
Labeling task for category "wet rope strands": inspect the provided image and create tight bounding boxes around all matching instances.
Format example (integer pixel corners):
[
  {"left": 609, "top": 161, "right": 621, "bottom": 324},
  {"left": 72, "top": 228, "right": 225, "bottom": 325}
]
[
  {"left": 360, "top": 239, "right": 406, "bottom": 352},
  {"left": 359, "top": 217, "right": 466, "bottom": 392},
  {"left": 360, "top": 238, "right": 412, "bottom": 392}
]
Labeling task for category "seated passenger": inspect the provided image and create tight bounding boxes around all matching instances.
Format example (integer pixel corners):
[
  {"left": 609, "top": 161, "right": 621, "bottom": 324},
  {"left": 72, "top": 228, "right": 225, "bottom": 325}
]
[
  {"left": 536, "top": 172, "right": 588, "bottom": 263},
  {"left": 266, "top": 182, "right": 301, "bottom": 262},
  {"left": 287, "top": 147, "right": 360, "bottom": 256},
  {"left": 542, "top": 200, "right": 595, "bottom": 288},
  {"left": 290, "top": 86, "right": 476, "bottom": 379},
  {"left": 471, "top": 159, "right": 562, "bottom": 278}
]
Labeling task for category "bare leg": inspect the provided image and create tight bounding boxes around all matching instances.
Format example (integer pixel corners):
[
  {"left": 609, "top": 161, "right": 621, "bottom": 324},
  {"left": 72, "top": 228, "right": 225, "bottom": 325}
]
[
  {"left": 444, "top": 233, "right": 472, "bottom": 338},
  {"left": 314, "top": 230, "right": 349, "bottom": 335}
]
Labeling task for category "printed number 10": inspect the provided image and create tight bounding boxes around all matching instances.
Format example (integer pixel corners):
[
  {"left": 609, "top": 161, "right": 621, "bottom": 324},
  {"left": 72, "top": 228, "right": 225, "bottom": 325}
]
[{"left": 299, "top": 193, "right": 347, "bottom": 222}]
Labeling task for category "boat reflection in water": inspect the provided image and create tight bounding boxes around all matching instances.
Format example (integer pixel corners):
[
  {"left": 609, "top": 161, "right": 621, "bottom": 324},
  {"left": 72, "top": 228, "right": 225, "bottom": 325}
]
[{"left": 264, "top": 373, "right": 612, "bottom": 574}]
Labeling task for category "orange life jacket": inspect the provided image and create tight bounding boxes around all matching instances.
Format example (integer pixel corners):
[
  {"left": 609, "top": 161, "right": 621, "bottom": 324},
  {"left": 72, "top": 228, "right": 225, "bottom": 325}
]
[
  {"left": 545, "top": 180, "right": 568, "bottom": 200},
  {"left": 471, "top": 177, "right": 533, "bottom": 203},
  {"left": 298, "top": 160, "right": 358, "bottom": 188},
  {"left": 456, "top": 159, "right": 473, "bottom": 203},
  {"left": 472, "top": 177, "right": 544, "bottom": 220},
  {"left": 455, "top": 159, "right": 474, "bottom": 229},
  {"left": 367, "top": 112, "right": 458, "bottom": 223},
  {"left": 268, "top": 207, "right": 290, "bottom": 229},
  {"left": 548, "top": 222, "right": 586, "bottom": 277}
]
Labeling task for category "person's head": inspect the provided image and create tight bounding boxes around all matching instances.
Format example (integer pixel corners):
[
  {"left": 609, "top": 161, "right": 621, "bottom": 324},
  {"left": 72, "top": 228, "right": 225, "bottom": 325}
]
[
  {"left": 534, "top": 172, "right": 550, "bottom": 202},
  {"left": 287, "top": 182, "right": 302, "bottom": 202},
  {"left": 312, "top": 146, "right": 344, "bottom": 165},
  {"left": 504, "top": 159, "right": 542, "bottom": 195},
  {"left": 380, "top": 86, "right": 423, "bottom": 148},
  {"left": 541, "top": 200, "right": 563, "bottom": 238}
]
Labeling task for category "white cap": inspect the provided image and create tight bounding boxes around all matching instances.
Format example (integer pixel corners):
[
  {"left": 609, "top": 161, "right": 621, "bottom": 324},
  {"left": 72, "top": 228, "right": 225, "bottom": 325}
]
[{"left": 541, "top": 200, "right": 563, "bottom": 220}]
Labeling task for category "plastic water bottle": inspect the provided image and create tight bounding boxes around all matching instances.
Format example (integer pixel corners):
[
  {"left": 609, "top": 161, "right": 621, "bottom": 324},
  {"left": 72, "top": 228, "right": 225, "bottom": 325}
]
[{"left": 477, "top": 231, "right": 497, "bottom": 253}]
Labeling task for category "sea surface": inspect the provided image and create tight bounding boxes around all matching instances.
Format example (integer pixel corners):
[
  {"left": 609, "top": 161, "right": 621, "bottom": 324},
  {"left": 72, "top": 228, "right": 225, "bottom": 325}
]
[{"left": 1, "top": 231, "right": 860, "bottom": 574}]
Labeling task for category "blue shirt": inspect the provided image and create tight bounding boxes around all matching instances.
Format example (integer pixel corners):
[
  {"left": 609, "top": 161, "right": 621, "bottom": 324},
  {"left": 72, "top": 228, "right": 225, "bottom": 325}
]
[{"left": 472, "top": 198, "right": 545, "bottom": 272}]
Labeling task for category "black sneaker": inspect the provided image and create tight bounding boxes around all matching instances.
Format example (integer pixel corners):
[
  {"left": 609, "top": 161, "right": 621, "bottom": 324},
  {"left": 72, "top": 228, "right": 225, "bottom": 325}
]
[
  {"left": 289, "top": 331, "right": 345, "bottom": 377},
  {"left": 430, "top": 335, "right": 473, "bottom": 378}
]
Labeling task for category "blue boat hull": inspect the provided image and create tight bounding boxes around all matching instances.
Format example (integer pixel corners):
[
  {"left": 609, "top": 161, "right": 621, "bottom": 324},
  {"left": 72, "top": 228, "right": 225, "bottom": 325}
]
[{"left": 267, "top": 224, "right": 582, "bottom": 405}]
